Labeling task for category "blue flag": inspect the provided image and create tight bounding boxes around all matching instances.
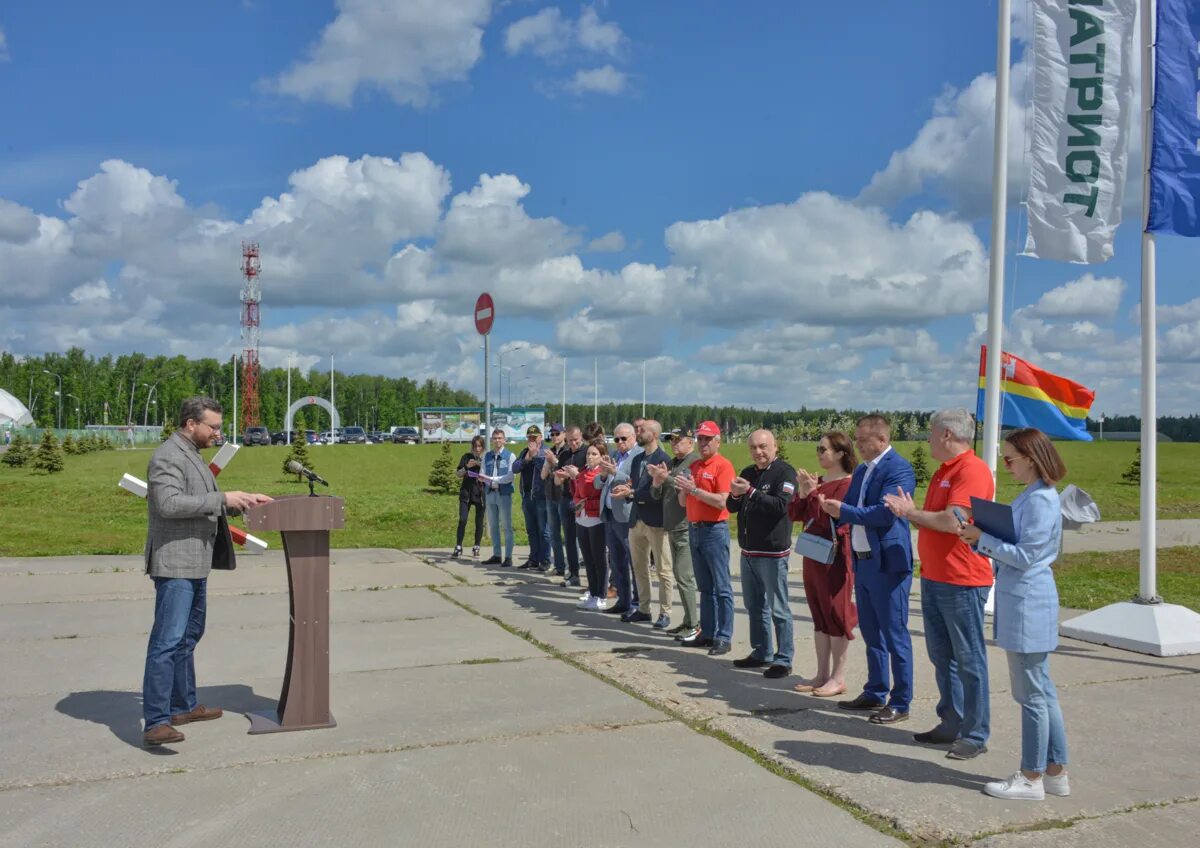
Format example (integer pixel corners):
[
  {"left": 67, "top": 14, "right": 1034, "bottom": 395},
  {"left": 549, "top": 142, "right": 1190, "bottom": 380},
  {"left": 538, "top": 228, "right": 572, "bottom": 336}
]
[{"left": 1149, "top": 0, "right": 1200, "bottom": 235}]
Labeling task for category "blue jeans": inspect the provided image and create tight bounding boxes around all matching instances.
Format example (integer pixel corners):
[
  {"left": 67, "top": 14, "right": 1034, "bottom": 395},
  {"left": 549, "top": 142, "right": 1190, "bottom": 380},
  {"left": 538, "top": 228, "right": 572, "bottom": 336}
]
[
  {"left": 522, "top": 494, "right": 548, "bottom": 562},
  {"left": 740, "top": 554, "right": 794, "bottom": 666},
  {"left": 921, "top": 577, "right": 990, "bottom": 746},
  {"left": 142, "top": 577, "right": 207, "bottom": 729},
  {"left": 557, "top": 499, "right": 580, "bottom": 578},
  {"left": 690, "top": 522, "right": 733, "bottom": 642},
  {"left": 1008, "top": 651, "right": 1069, "bottom": 773},
  {"left": 604, "top": 517, "right": 633, "bottom": 610},
  {"left": 486, "top": 491, "right": 514, "bottom": 558},
  {"left": 543, "top": 497, "right": 565, "bottom": 573}
]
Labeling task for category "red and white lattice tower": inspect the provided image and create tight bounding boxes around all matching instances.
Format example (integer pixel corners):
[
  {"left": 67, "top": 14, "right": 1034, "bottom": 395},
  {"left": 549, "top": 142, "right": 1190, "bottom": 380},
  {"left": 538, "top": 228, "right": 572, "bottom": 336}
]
[{"left": 239, "top": 242, "right": 262, "bottom": 431}]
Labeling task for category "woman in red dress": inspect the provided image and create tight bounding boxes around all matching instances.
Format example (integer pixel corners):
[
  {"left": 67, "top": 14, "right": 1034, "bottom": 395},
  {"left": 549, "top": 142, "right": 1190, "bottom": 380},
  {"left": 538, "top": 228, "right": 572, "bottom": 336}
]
[{"left": 787, "top": 431, "right": 858, "bottom": 697}]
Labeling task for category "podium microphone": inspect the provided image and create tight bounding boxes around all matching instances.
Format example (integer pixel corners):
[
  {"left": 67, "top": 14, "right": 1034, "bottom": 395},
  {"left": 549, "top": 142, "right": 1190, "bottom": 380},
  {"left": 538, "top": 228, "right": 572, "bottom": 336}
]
[{"left": 287, "top": 460, "right": 329, "bottom": 487}]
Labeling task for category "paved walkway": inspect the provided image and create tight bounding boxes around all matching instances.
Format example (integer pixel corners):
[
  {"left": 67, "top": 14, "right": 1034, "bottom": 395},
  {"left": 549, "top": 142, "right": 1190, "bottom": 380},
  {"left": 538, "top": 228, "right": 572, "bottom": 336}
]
[{"left": 2, "top": 544, "right": 1197, "bottom": 847}]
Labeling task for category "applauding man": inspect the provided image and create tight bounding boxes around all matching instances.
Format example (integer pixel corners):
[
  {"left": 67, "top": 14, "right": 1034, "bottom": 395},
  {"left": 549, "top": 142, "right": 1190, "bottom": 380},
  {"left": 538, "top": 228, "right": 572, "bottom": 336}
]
[
  {"left": 884, "top": 409, "right": 994, "bottom": 759},
  {"left": 820, "top": 415, "right": 916, "bottom": 725},
  {"left": 675, "top": 421, "right": 736, "bottom": 655},
  {"left": 728, "top": 430, "right": 798, "bottom": 678}
]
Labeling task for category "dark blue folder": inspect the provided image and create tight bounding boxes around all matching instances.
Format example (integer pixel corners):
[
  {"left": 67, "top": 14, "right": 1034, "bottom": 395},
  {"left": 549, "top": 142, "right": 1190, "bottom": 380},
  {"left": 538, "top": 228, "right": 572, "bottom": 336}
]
[{"left": 969, "top": 497, "right": 1018, "bottom": 544}]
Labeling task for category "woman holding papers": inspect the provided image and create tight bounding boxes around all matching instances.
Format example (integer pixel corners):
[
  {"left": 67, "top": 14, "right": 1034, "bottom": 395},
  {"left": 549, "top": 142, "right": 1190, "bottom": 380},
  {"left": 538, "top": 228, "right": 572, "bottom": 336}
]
[
  {"left": 958, "top": 428, "right": 1070, "bottom": 802},
  {"left": 453, "top": 435, "right": 487, "bottom": 559}
]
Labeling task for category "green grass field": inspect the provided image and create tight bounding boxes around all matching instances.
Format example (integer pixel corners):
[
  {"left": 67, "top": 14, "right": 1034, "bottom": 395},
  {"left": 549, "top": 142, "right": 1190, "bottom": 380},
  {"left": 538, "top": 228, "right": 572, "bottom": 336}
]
[{"left": 1, "top": 439, "right": 1197, "bottom": 611}]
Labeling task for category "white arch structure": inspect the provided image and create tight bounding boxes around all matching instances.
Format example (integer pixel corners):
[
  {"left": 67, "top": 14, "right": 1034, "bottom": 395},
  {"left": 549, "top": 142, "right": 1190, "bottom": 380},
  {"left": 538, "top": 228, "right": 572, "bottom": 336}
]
[{"left": 285, "top": 395, "right": 341, "bottom": 435}]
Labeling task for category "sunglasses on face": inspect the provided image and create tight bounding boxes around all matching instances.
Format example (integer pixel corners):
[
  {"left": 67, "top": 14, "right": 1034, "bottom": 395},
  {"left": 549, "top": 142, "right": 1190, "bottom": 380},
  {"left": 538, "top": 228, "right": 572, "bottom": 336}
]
[
  {"left": 614, "top": 435, "right": 631, "bottom": 443},
  {"left": 816, "top": 445, "right": 829, "bottom": 455}
]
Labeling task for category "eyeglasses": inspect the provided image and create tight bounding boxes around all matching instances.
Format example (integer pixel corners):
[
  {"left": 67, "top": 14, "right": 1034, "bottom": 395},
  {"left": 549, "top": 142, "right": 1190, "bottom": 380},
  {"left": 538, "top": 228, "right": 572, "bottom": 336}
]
[
  {"left": 696, "top": 435, "right": 715, "bottom": 443},
  {"left": 614, "top": 435, "right": 631, "bottom": 443},
  {"left": 816, "top": 446, "right": 829, "bottom": 455},
  {"left": 1002, "top": 454, "right": 1019, "bottom": 467}
]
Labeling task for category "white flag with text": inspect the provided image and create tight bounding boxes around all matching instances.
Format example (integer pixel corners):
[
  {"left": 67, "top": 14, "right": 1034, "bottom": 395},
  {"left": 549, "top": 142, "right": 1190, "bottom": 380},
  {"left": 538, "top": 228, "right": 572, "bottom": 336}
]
[{"left": 1023, "top": 0, "right": 1137, "bottom": 264}]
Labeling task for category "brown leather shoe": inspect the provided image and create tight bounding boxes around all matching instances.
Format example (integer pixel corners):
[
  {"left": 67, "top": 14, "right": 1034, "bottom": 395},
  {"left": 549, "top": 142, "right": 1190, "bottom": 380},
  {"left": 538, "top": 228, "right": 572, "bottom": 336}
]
[
  {"left": 171, "top": 705, "right": 224, "bottom": 726},
  {"left": 143, "top": 724, "right": 185, "bottom": 746},
  {"left": 868, "top": 706, "right": 909, "bottom": 724},
  {"left": 606, "top": 586, "right": 618, "bottom": 600}
]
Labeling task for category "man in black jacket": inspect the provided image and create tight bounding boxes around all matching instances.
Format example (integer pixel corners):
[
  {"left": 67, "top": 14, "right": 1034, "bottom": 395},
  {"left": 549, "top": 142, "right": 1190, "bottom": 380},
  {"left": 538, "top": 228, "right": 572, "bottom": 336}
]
[
  {"left": 545, "top": 425, "right": 587, "bottom": 586},
  {"left": 727, "top": 429, "right": 798, "bottom": 678}
]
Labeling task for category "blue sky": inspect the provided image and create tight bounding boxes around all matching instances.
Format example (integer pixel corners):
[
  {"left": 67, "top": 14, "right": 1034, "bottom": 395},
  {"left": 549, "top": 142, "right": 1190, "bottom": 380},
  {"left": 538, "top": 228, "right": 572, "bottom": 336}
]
[{"left": 1, "top": 1, "right": 1197, "bottom": 415}]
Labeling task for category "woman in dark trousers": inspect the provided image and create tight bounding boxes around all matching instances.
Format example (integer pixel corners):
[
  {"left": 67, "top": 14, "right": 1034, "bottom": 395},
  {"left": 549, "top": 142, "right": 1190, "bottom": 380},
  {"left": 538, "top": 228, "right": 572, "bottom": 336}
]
[
  {"left": 454, "top": 435, "right": 486, "bottom": 558},
  {"left": 573, "top": 441, "right": 609, "bottom": 610}
]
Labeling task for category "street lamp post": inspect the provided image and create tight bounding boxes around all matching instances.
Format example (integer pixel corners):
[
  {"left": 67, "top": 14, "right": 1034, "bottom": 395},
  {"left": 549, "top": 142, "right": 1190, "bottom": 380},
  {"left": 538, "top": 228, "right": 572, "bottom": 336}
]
[
  {"left": 67, "top": 394, "right": 81, "bottom": 429},
  {"left": 493, "top": 345, "right": 525, "bottom": 404},
  {"left": 43, "top": 370, "right": 63, "bottom": 430},
  {"left": 143, "top": 383, "right": 160, "bottom": 427}
]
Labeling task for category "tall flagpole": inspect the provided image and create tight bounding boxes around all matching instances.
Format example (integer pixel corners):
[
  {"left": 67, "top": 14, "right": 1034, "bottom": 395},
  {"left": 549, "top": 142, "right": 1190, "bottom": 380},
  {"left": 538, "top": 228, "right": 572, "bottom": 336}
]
[
  {"left": 561, "top": 357, "right": 566, "bottom": 426},
  {"left": 1061, "top": 0, "right": 1200, "bottom": 656},
  {"left": 982, "top": 0, "right": 1012, "bottom": 475},
  {"left": 1138, "top": 0, "right": 1158, "bottom": 601},
  {"left": 593, "top": 358, "right": 598, "bottom": 423}
]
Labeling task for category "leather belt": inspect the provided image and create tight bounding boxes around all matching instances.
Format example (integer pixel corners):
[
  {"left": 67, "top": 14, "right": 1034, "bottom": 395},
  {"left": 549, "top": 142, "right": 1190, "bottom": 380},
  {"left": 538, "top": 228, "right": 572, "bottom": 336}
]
[{"left": 693, "top": 520, "right": 727, "bottom": 526}]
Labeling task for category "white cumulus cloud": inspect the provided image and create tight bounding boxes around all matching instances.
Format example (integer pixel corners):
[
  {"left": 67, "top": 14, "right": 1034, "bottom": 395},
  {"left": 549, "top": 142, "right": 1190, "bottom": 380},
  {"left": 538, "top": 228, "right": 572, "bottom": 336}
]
[
  {"left": 271, "top": 0, "right": 492, "bottom": 107},
  {"left": 1026, "top": 274, "right": 1125, "bottom": 320},
  {"left": 666, "top": 192, "right": 988, "bottom": 327},
  {"left": 505, "top": 5, "right": 624, "bottom": 58},
  {"left": 565, "top": 65, "right": 627, "bottom": 95}
]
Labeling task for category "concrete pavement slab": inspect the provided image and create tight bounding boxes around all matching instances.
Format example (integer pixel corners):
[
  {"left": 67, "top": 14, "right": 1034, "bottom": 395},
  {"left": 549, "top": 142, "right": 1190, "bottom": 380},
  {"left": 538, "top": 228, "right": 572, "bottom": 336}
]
[
  {"left": 0, "top": 558, "right": 458, "bottom": 605},
  {"left": 2, "top": 600, "right": 542, "bottom": 697},
  {"left": 0, "top": 547, "right": 431, "bottom": 576},
  {"left": 710, "top": 671, "right": 1200, "bottom": 842},
  {"left": 0, "top": 722, "right": 902, "bottom": 848},
  {"left": 1, "top": 656, "right": 666, "bottom": 791},
  {"left": 973, "top": 798, "right": 1200, "bottom": 847},
  {"left": 0, "top": 585, "right": 474, "bottom": 642}
]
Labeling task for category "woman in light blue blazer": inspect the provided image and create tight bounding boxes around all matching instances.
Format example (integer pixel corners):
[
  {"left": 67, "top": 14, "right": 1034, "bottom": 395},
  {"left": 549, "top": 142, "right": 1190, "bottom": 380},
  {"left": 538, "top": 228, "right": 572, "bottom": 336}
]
[{"left": 958, "top": 428, "right": 1069, "bottom": 802}]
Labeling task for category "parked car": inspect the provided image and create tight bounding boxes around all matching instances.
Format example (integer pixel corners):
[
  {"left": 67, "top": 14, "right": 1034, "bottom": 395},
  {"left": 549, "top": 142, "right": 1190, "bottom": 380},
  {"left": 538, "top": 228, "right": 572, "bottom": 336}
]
[
  {"left": 242, "top": 426, "right": 271, "bottom": 446},
  {"left": 367, "top": 431, "right": 387, "bottom": 444},
  {"left": 341, "top": 426, "right": 367, "bottom": 444},
  {"left": 271, "top": 430, "right": 319, "bottom": 445},
  {"left": 391, "top": 426, "right": 419, "bottom": 444}
]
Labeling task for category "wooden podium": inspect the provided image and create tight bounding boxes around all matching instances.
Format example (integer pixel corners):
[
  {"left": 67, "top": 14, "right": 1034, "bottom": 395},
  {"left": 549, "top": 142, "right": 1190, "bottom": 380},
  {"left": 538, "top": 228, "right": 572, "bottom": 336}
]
[{"left": 243, "top": 494, "right": 345, "bottom": 734}]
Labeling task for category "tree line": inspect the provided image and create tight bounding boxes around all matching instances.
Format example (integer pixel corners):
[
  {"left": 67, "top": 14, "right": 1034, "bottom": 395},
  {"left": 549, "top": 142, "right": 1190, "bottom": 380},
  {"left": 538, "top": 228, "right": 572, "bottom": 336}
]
[
  {"left": 0, "top": 349, "right": 476, "bottom": 434},
  {"left": 4, "top": 348, "right": 1197, "bottom": 441}
]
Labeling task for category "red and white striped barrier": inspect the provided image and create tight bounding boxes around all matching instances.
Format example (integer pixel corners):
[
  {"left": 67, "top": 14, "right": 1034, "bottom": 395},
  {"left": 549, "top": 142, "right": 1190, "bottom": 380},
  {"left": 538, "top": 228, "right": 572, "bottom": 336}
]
[{"left": 118, "top": 442, "right": 269, "bottom": 554}]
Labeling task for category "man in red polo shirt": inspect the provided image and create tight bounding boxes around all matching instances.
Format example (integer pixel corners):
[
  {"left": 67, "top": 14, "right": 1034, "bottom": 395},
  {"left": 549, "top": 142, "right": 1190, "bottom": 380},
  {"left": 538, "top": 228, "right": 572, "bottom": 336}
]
[
  {"left": 674, "top": 420, "right": 737, "bottom": 655},
  {"left": 884, "top": 408, "right": 994, "bottom": 760}
]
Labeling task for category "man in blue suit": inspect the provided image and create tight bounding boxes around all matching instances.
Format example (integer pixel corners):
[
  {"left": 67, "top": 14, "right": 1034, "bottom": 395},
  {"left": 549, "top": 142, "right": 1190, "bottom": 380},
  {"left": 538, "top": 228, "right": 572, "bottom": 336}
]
[{"left": 819, "top": 415, "right": 916, "bottom": 724}]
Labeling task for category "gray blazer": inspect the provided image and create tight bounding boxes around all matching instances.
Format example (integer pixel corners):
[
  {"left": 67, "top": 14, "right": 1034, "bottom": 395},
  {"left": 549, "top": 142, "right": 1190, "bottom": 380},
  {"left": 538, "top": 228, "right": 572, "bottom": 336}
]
[
  {"left": 144, "top": 432, "right": 238, "bottom": 578},
  {"left": 594, "top": 446, "right": 642, "bottom": 525}
]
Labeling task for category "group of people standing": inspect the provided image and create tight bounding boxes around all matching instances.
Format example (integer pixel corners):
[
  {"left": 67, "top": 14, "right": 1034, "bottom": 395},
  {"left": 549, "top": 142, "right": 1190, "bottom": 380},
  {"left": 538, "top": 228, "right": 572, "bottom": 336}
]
[{"left": 452, "top": 410, "right": 1073, "bottom": 803}]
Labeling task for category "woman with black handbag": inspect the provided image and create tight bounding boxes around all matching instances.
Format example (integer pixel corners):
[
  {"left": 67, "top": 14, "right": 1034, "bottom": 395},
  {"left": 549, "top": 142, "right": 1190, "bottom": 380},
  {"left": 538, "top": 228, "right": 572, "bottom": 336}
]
[
  {"left": 453, "top": 435, "right": 487, "bottom": 559},
  {"left": 787, "top": 431, "right": 858, "bottom": 697}
]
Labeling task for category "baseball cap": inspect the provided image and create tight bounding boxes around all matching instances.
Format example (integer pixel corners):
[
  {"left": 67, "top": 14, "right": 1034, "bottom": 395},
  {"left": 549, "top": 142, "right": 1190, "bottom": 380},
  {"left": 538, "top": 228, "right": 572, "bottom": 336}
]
[
  {"left": 695, "top": 420, "right": 721, "bottom": 437},
  {"left": 666, "top": 427, "right": 695, "bottom": 441},
  {"left": 548, "top": 422, "right": 563, "bottom": 434},
  {"left": 526, "top": 424, "right": 542, "bottom": 437}
]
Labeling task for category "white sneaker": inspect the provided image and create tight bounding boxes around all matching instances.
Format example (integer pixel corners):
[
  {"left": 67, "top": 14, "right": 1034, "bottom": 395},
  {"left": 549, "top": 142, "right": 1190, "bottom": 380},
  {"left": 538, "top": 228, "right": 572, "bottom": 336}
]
[
  {"left": 592, "top": 596, "right": 608, "bottom": 611},
  {"left": 1043, "top": 771, "right": 1070, "bottom": 797},
  {"left": 576, "top": 595, "right": 593, "bottom": 609},
  {"left": 579, "top": 590, "right": 591, "bottom": 601},
  {"left": 984, "top": 772, "right": 1045, "bottom": 801}
]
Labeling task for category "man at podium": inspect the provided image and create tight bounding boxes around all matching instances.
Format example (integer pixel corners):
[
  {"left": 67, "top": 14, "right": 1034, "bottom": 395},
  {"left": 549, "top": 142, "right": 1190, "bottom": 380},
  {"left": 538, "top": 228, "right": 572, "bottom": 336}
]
[{"left": 141, "top": 397, "right": 271, "bottom": 747}]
